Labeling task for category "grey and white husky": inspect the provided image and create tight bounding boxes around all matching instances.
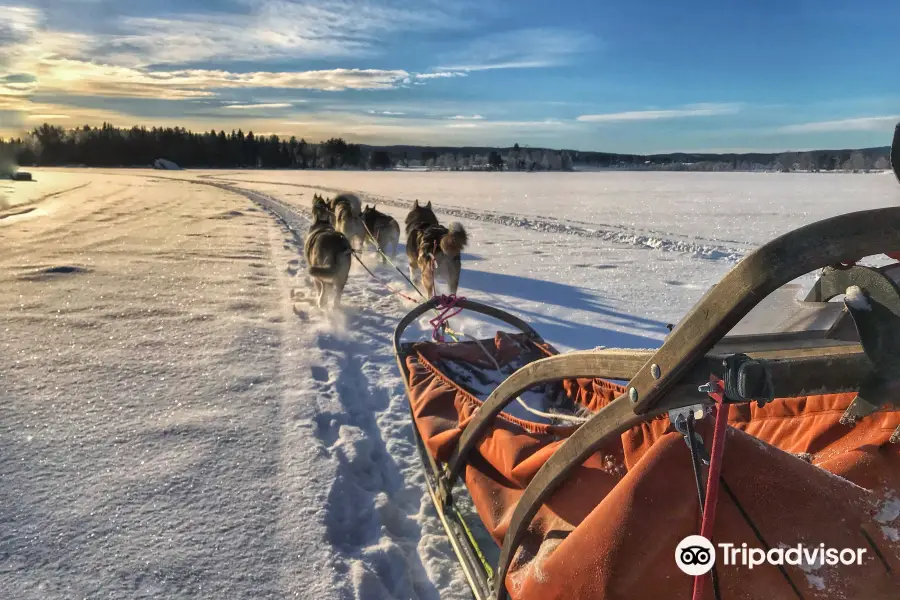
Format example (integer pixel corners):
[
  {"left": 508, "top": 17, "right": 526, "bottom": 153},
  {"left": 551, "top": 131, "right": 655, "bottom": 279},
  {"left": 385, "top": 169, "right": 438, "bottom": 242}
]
[
  {"left": 304, "top": 213, "right": 352, "bottom": 309},
  {"left": 404, "top": 199, "right": 468, "bottom": 297},
  {"left": 311, "top": 193, "right": 330, "bottom": 222},
  {"left": 362, "top": 204, "right": 400, "bottom": 264},
  {"left": 329, "top": 193, "right": 365, "bottom": 251}
]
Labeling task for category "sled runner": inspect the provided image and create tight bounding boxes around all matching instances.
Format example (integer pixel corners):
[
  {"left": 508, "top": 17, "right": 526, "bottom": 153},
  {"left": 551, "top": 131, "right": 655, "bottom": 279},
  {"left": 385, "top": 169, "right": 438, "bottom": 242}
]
[{"left": 393, "top": 147, "right": 900, "bottom": 600}]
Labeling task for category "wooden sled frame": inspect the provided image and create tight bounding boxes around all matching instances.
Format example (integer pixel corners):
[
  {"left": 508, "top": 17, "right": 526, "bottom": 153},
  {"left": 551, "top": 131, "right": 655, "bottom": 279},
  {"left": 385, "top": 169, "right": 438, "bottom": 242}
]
[{"left": 394, "top": 135, "right": 900, "bottom": 599}]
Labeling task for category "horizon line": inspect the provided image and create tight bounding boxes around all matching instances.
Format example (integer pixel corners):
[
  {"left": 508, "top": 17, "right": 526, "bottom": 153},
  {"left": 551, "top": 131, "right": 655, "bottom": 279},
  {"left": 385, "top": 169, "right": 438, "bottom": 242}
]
[{"left": 1, "top": 120, "right": 894, "bottom": 158}]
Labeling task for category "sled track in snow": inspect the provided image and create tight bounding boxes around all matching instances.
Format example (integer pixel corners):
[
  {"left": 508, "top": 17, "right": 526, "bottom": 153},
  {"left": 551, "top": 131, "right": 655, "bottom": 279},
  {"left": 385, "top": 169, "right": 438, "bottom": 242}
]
[
  {"left": 203, "top": 181, "right": 312, "bottom": 235},
  {"left": 195, "top": 179, "right": 470, "bottom": 600},
  {"left": 203, "top": 175, "right": 747, "bottom": 262}
]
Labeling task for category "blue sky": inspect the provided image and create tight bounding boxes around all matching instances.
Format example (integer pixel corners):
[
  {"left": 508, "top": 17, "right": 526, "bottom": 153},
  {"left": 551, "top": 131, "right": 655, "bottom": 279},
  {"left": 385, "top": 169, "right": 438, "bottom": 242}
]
[{"left": 1, "top": 0, "right": 898, "bottom": 152}]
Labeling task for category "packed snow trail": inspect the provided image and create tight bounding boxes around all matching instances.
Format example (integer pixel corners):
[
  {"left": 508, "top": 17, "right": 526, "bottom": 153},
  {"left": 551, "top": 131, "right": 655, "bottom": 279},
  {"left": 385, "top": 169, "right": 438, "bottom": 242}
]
[
  {"left": 206, "top": 181, "right": 474, "bottom": 598},
  {"left": 194, "top": 175, "right": 747, "bottom": 261},
  {"left": 0, "top": 173, "right": 469, "bottom": 599}
]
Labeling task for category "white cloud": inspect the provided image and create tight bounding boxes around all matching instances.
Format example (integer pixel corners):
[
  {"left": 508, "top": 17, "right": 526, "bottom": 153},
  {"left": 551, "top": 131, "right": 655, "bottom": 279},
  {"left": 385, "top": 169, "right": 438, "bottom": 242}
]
[
  {"left": 221, "top": 103, "right": 293, "bottom": 110},
  {"left": 26, "top": 113, "right": 70, "bottom": 120},
  {"left": 777, "top": 115, "right": 899, "bottom": 133},
  {"left": 446, "top": 119, "right": 563, "bottom": 129},
  {"left": 577, "top": 103, "right": 741, "bottom": 122},
  {"left": 415, "top": 71, "right": 467, "bottom": 80},
  {"left": 437, "top": 28, "right": 596, "bottom": 72},
  {"left": 0, "top": 3, "right": 477, "bottom": 111},
  {"left": 448, "top": 114, "right": 485, "bottom": 120},
  {"left": 41, "top": 1, "right": 475, "bottom": 69},
  {"left": 35, "top": 58, "right": 412, "bottom": 98},
  {"left": 440, "top": 60, "right": 555, "bottom": 72},
  {"left": 368, "top": 110, "right": 405, "bottom": 116},
  {"left": 0, "top": 7, "right": 42, "bottom": 96}
]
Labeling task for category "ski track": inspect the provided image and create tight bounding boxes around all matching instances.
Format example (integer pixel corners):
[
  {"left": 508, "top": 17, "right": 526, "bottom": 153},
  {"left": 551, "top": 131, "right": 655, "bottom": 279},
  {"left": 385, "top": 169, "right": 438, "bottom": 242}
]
[
  {"left": 205, "top": 181, "right": 472, "bottom": 600},
  {"left": 198, "top": 175, "right": 748, "bottom": 262}
]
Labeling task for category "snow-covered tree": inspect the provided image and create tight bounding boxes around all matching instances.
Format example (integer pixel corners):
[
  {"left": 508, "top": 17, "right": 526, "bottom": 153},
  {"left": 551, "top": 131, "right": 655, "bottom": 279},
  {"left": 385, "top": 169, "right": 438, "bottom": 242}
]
[
  {"left": 775, "top": 153, "right": 794, "bottom": 172},
  {"left": 539, "top": 151, "right": 551, "bottom": 171}
]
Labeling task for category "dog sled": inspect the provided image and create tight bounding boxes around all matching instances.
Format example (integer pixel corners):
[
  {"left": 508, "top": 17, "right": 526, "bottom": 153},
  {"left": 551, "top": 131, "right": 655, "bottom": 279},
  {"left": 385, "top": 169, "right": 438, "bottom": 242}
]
[{"left": 392, "top": 131, "right": 900, "bottom": 600}]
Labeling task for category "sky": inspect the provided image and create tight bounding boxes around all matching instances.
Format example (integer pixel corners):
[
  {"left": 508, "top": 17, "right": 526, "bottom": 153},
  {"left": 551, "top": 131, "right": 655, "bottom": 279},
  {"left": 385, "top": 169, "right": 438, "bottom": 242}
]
[{"left": 1, "top": 0, "right": 899, "bottom": 153}]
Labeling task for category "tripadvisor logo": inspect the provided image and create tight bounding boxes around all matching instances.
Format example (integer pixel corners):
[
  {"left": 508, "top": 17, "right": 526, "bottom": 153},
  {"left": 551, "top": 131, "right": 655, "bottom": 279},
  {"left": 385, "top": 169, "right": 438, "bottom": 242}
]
[
  {"left": 676, "top": 535, "right": 716, "bottom": 576},
  {"left": 675, "top": 536, "right": 868, "bottom": 575}
]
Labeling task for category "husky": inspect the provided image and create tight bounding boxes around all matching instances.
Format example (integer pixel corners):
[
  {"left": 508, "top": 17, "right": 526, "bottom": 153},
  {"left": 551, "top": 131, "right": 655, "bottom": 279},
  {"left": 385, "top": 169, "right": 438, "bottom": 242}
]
[
  {"left": 304, "top": 213, "right": 352, "bottom": 309},
  {"left": 404, "top": 199, "right": 468, "bottom": 296},
  {"left": 362, "top": 204, "right": 400, "bottom": 264},
  {"left": 331, "top": 194, "right": 365, "bottom": 250},
  {"left": 311, "top": 193, "right": 330, "bottom": 222},
  {"left": 328, "top": 193, "right": 361, "bottom": 219}
]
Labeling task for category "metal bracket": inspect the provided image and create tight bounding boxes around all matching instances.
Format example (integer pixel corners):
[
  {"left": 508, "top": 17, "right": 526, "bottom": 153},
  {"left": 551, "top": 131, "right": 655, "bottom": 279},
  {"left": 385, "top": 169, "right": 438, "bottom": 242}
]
[
  {"left": 839, "top": 286, "right": 900, "bottom": 429},
  {"left": 437, "top": 472, "right": 454, "bottom": 507},
  {"left": 805, "top": 264, "right": 900, "bottom": 311},
  {"left": 669, "top": 404, "right": 710, "bottom": 464}
]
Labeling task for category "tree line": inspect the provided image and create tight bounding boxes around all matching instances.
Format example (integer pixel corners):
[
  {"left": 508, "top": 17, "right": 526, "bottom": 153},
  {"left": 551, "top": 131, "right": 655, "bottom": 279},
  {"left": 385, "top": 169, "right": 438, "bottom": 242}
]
[
  {"left": 422, "top": 145, "right": 574, "bottom": 172},
  {"left": 577, "top": 149, "right": 891, "bottom": 173},
  {"left": 2, "top": 123, "right": 367, "bottom": 169},
  {"left": 0, "top": 122, "right": 892, "bottom": 173}
]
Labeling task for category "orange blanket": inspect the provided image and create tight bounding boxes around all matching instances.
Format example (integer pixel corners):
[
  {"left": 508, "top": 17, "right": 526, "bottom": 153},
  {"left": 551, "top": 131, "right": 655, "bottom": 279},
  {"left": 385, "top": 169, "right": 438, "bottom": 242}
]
[{"left": 406, "top": 333, "right": 900, "bottom": 599}]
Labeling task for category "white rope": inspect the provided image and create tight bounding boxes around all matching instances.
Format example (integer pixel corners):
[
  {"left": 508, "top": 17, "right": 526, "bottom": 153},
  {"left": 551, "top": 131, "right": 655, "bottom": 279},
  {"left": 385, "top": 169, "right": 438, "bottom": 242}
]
[{"left": 456, "top": 329, "right": 591, "bottom": 425}]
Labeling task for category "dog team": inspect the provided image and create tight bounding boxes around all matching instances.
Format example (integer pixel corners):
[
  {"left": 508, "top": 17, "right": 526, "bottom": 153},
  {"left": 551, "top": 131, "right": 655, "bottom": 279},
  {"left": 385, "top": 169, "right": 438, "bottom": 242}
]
[{"left": 304, "top": 192, "right": 468, "bottom": 309}]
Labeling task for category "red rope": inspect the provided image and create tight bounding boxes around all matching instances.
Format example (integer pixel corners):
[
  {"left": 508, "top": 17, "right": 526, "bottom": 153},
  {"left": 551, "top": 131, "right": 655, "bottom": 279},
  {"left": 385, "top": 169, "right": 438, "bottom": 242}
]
[
  {"left": 429, "top": 294, "right": 465, "bottom": 341},
  {"left": 692, "top": 376, "right": 729, "bottom": 600}
]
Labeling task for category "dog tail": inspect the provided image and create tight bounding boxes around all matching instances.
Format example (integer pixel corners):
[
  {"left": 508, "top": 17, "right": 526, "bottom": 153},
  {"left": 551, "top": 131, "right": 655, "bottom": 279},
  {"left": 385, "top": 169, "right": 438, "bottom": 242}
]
[
  {"left": 308, "top": 250, "right": 352, "bottom": 279},
  {"left": 440, "top": 222, "right": 468, "bottom": 256}
]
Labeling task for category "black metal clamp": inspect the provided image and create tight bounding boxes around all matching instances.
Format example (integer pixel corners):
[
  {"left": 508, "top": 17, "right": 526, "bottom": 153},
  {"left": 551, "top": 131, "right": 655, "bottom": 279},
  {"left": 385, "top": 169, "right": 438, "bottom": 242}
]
[{"left": 698, "top": 353, "right": 776, "bottom": 407}]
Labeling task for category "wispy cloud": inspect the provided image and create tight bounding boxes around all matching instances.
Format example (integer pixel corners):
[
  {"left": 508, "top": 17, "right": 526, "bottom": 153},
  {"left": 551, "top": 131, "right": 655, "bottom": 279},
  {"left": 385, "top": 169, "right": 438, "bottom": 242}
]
[
  {"left": 221, "top": 103, "right": 294, "bottom": 110},
  {"left": 0, "top": 2, "right": 480, "bottom": 125},
  {"left": 445, "top": 119, "right": 563, "bottom": 129},
  {"left": 415, "top": 71, "right": 467, "bottom": 80},
  {"left": 777, "top": 115, "right": 899, "bottom": 133},
  {"left": 437, "top": 28, "right": 596, "bottom": 72},
  {"left": 26, "top": 113, "right": 70, "bottom": 120},
  {"left": 441, "top": 61, "right": 554, "bottom": 72},
  {"left": 1, "top": 7, "right": 42, "bottom": 98},
  {"left": 35, "top": 58, "right": 412, "bottom": 98},
  {"left": 577, "top": 103, "right": 741, "bottom": 122},
  {"left": 368, "top": 110, "right": 405, "bottom": 116},
  {"left": 0, "top": 2, "right": 488, "bottom": 123},
  {"left": 0, "top": 5, "right": 43, "bottom": 130},
  {"left": 44, "top": 1, "right": 476, "bottom": 68},
  {"left": 448, "top": 114, "right": 484, "bottom": 120}
]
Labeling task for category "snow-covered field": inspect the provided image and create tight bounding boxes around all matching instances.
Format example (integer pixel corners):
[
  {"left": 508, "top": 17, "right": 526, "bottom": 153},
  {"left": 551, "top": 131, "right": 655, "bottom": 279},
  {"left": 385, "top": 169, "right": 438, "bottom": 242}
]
[{"left": 2, "top": 168, "right": 898, "bottom": 599}]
